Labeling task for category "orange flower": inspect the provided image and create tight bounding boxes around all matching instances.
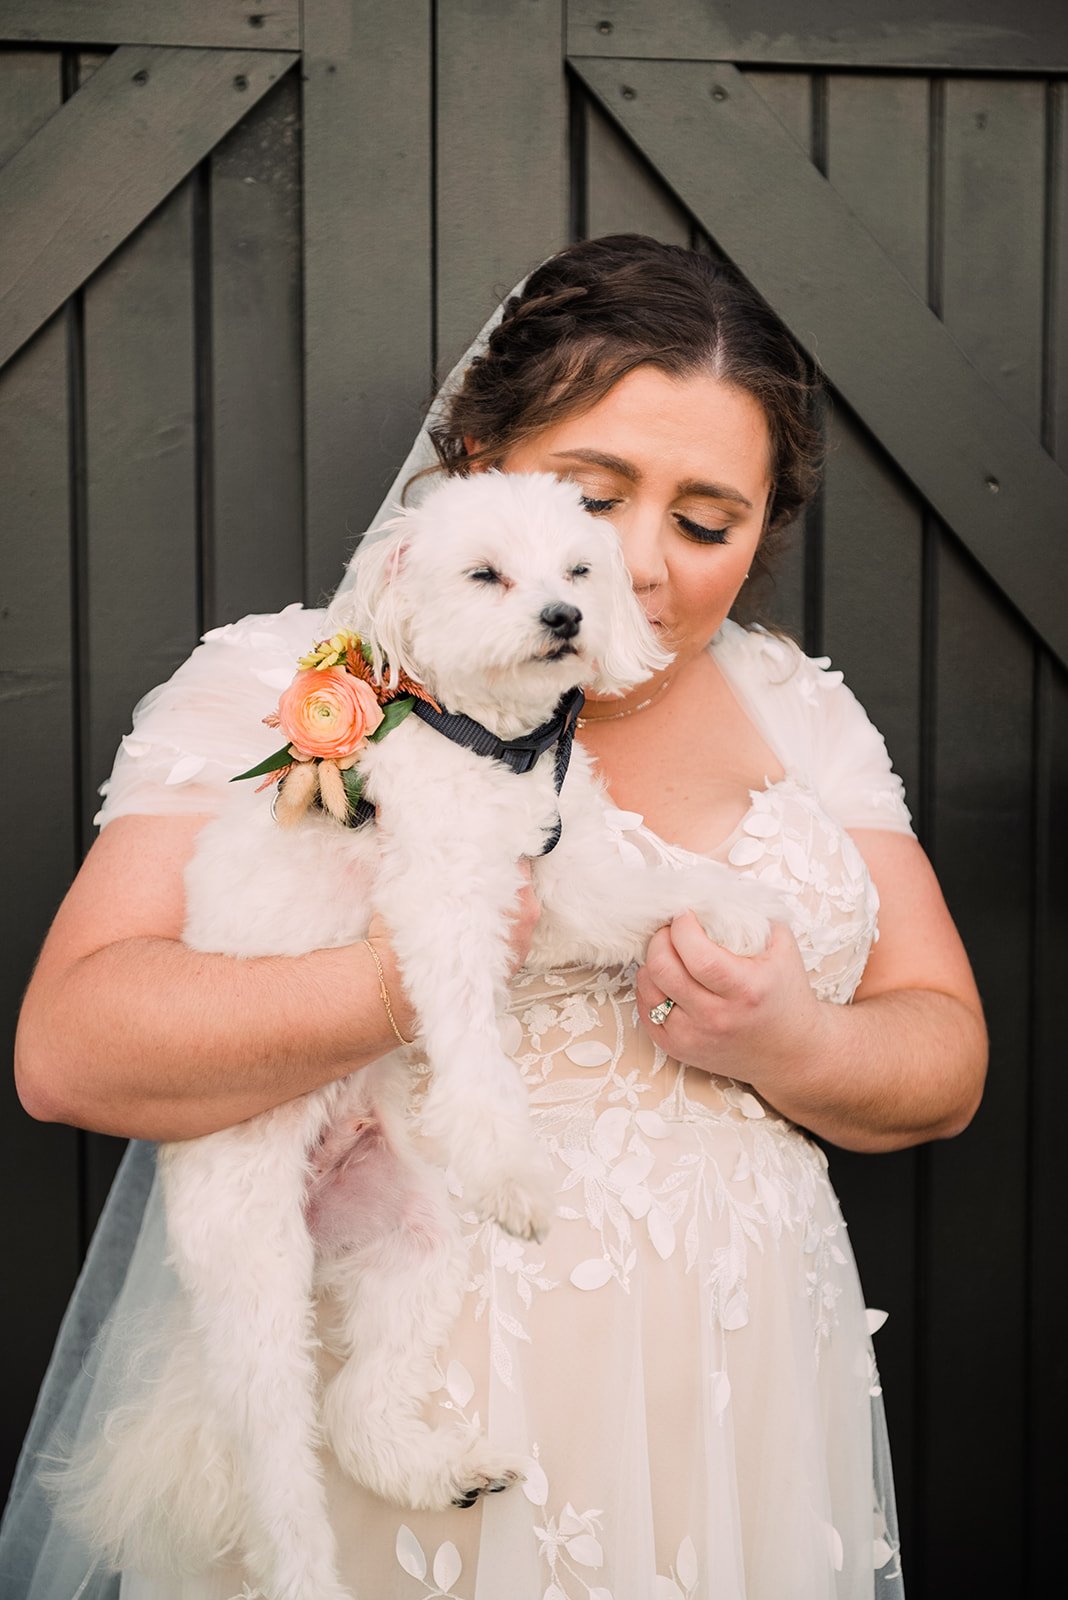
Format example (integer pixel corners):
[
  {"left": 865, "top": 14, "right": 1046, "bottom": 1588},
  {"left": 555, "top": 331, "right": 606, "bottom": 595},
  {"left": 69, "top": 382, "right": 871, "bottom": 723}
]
[{"left": 276, "top": 667, "right": 384, "bottom": 761}]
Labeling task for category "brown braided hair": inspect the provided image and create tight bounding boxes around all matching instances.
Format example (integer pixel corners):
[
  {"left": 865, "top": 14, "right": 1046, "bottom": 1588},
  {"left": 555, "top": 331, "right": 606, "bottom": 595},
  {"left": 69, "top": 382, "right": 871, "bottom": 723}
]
[{"left": 407, "top": 234, "right": 826, "bottom": 614}]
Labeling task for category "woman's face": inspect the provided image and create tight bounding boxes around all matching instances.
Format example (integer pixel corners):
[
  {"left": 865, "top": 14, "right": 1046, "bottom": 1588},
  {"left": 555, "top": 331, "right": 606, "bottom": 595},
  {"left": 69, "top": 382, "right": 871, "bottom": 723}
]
[{"left": 487, "top": 365, "right": 773, "bottom": 699}]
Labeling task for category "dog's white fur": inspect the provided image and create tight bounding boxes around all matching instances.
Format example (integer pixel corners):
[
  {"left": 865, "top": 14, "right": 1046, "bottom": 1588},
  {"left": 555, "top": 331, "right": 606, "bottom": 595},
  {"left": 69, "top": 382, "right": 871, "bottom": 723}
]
[{"left": 65, "top": 472, "right": 780, "bottom": 1600}]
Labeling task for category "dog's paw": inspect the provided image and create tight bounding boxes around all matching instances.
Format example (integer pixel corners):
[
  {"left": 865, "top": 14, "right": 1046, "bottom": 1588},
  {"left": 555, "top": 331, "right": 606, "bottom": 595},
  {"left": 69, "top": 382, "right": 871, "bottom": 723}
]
[
  {"left": 700, "top": 905, "right": 772, "bottom": 958},
  {"left": 446, "top": 1443, "right": 528, "bottom": 1509},
  {"left": 472, "top": 1167, "right": 557, "bottom": 1243}
]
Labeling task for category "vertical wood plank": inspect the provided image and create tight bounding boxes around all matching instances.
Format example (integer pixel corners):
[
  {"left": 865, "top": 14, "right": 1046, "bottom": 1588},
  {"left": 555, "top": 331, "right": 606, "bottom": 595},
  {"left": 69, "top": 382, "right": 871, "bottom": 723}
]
[
  {"left": 1029, "top": 653, "right": 1068, "bottom": 1595},
  {"left": 0, "top": 45, "right": 81, "bottom": 1505},
  {"left": 584, "top": 93, "right": 691, "bottom": 243},
  {"left": 1029, "top": 78, "right": 1068, "bottom": 1594},
  {"left": 921, "top": 73, "right": 1045, "bottom": 1596},
  {"left": 822, "top": 73, "right": 927, "bottom": 808},
  {"left": 80, "top": 166, "right": 200, "bottom": 815},
  {"left": 209, "top": 70, "right": 304, "bottom": 626},
  {"left": 741, "top": 71, "right": 815, "bottom": 642},
  {"left": 435, "top": 0, "right": 568, "bottom": 377},
  {"left": 815, "top": 73, "right": 930, "bottom": 1568},
  {"left": 302, "top": 0, "right": 432, "bottom": 604},
  {"left": 942, "top": 78, "right": 1046, "bottom": 433}
]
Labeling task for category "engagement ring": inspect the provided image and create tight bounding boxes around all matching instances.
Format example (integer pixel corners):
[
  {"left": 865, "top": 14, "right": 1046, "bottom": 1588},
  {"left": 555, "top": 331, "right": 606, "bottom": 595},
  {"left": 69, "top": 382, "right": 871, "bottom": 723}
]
[{"left": 648, "top": 998, "right": 675, "bottom": 1026}]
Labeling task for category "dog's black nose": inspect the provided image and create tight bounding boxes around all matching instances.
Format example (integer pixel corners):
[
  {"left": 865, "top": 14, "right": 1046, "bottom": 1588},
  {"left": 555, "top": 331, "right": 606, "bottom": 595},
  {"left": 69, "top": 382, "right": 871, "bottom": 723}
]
[{"left": 540, "top": 602, "right": 582, "bottom": 639}]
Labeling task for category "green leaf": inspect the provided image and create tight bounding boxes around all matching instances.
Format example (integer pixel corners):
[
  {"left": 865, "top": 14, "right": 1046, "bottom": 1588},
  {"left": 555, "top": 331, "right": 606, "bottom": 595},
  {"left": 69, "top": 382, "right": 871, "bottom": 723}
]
[
  {"left": 360, "top": 637, "right": 374, "bottom": 665},
  {"left": 230, "top": 745, "right": 292, "bottom": 782},
  {"left": 368, "top": 696, "right": 415, "bottom": 742},
  {"left": 341, "top": 765, "right": 365, "bottom": 812}
]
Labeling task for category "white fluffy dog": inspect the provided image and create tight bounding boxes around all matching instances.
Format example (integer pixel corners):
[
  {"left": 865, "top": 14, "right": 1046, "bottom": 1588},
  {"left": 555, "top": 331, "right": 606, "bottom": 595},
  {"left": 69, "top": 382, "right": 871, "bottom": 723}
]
[{"left": 66, "top": 472, "right": 778, "bottom": 1600}]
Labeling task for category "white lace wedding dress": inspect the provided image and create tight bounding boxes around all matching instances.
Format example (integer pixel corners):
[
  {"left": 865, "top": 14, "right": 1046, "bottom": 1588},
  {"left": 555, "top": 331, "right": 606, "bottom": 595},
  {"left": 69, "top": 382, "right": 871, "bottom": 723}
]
[{"left": 19, "top": 609, "right": 910, "bottom": 1600}]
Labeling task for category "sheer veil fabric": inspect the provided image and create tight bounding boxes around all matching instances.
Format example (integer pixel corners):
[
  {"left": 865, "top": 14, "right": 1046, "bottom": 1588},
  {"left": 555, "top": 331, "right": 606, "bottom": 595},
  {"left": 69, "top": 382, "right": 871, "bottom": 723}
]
[{"left": 1, "top": 262, "right": 909, "bottom": 1599}]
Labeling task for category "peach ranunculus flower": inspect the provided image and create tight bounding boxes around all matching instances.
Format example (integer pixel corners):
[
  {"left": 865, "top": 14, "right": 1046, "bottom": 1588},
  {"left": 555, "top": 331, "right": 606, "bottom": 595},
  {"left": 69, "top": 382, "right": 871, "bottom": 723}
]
[{"left": 276, "top": 666, "right": 384, "bottom": 762}]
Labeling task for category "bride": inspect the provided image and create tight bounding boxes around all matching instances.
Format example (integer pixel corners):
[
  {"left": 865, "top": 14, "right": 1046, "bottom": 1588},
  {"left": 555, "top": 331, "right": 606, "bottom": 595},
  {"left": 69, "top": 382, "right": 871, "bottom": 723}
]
[{"left": 7, "top": 233, "right": 986, "bottom": 1599}]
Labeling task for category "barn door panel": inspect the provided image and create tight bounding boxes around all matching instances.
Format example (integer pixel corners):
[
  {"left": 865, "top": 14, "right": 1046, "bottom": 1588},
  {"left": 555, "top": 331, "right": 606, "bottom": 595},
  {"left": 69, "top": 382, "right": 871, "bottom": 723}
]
[
  {"left": 434, "top": 0, "right": 569, "bottom": 379},
  {"left": 209, "top": 71, "right": 304, "bottom": 626},
  {"left": 0, "top": 48, "right": 83, "bottom": 1499}
]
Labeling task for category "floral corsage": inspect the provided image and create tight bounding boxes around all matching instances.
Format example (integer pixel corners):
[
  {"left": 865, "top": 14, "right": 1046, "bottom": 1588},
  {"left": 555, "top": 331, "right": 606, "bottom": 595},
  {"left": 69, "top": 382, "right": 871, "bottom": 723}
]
[{"left": 231, "top": 630, "right": 437, "bottom": 827}]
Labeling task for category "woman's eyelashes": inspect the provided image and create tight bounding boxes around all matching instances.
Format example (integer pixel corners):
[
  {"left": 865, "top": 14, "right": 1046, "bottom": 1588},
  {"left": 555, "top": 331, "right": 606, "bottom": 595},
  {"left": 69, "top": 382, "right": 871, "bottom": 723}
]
[
  {"left": 675, "top": 514, "right": 731, "bottom": 545},
  {"left": 578, "top": 493, "right": 730, "bottom": 545}
]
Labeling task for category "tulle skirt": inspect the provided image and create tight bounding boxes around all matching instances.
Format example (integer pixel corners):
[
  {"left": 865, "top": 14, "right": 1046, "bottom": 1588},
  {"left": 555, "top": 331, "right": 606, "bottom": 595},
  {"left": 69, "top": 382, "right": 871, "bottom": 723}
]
[{"left": 3, "top": 967, "right": 904, "bottom": 1600}]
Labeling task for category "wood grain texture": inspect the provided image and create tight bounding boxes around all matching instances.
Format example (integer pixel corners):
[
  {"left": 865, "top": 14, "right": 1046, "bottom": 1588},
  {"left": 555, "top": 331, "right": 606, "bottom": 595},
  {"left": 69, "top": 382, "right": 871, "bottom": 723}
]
[
  {"left": 0, "top": 0, "right": 300, "bottom": 50},
  {"left": 435, "top": 0, "right": 568, "bottom": 378},
  {"left": 572, "top": 57, "right": 1068, "bottom": 669},
  {"left": 584, "top": 92, "right": 691, "bottom": 244},
  {"left": 0, "top": 43, "right": 297, "bottom": 369},
  {"left": 918, "top": 72, "right": 1044, "bottom": 1595},
  {"left": 209, "top": 72, "right": 304, "bottom": 625},
  {"left": 0, "top": 46, "right": 81, "bottom": 1509},
  {"left": 80, "top": 178, "right": 200, "bottom": 842},
  {"left": 301, "top": 0, "right": 432, "bottom": 605},
  {"left": 1028, "top": 651, "right": 1068, "bottom": 1592},
  {"left": 568, "top": 0, "right": 1068, "bottom": 72},
  {"left": 740, "top": 70, "right": 813, "bottom": 644},
  {"left": 1028, "top": 83, "right": 1068, "bottom": 1590},
  {"left": 811, "top": 73, "right": 931, "bottom": 1567}
]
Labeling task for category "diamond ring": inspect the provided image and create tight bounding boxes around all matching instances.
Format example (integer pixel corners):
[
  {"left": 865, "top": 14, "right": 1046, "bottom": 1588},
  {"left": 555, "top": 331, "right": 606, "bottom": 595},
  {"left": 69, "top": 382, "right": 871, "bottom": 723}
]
[{"left": 648, "top": 998, "right": 675, "bottom": 1026}]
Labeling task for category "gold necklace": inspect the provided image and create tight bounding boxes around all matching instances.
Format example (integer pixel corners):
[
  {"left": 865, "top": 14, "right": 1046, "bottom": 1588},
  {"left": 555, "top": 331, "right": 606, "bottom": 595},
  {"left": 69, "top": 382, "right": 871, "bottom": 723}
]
[{"left": 576, "top": 665, "right": 682, "bottom": 727}]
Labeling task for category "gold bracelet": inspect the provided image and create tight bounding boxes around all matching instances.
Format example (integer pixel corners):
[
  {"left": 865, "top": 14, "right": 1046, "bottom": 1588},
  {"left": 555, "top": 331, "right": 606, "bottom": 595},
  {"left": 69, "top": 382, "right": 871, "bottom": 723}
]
[{"left": 362, "top": 938, "right": 414, "bottom": 1048}]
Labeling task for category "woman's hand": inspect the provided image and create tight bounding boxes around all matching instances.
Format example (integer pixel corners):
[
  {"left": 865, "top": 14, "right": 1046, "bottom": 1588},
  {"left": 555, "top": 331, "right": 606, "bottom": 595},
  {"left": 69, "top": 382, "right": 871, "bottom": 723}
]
[
  {"left": 504, "top": 859, "right": 543, "bottom": 974},
  {"left": 635, "top": 912, "right": 824, "bottom": 1105},
  {"left": 635, "top": 830, "right": 988, "bottom": 1154}
]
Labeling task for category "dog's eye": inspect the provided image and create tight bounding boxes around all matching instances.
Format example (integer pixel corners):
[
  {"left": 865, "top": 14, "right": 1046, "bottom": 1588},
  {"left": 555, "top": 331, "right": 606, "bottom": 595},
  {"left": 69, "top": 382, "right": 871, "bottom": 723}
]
[
  {"left": 468, "top": 567, "right": 501, "bottom": 584},
  {"left": 569, "top": 564, "right": 590, "bottom": 579}
]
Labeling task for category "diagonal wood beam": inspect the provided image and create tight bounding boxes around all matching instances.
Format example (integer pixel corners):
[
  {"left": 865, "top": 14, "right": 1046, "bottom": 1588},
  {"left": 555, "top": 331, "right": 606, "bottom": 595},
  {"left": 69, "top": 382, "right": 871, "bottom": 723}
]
[
  {"left": 0, "top": 0, "right": 299, "bottom": 49},
  {"left": 568, "top": 0, "right": 1068, "bottom": 74},
  {"left": 573, "top": 56, "right": 1068, "bottom": 669},
  {"left": 0, "top": 44, "right": 297, "bottom": 370}
]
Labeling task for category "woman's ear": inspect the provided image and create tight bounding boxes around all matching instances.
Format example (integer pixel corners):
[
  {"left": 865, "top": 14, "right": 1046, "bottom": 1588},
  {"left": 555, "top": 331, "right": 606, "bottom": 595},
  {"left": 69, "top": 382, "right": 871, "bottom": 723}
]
[{"left": 463, "top": 435, "right": 492, "bottom": 474}]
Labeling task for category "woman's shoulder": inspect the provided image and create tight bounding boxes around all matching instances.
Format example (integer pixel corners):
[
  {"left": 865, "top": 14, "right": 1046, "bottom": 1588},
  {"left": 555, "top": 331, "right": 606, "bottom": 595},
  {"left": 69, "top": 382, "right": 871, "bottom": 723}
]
[
  {"left": 711, "top": 618, "right": 837, "bottom": 693},
  {"left": 710, "top": 620, "right": 915, "bottom": 837},
  {"left": 95, "top": 602, "right": 326, "bottom": 828}
]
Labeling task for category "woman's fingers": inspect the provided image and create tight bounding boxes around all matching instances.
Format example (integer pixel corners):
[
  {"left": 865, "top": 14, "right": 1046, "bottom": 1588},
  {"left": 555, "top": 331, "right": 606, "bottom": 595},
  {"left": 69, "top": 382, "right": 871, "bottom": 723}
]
[
  {"left": 665, "top": 910, "right": 767, "bottom": 1002},
  {"left": 505, "top": 859, "right": 542, "bottom": 974}
]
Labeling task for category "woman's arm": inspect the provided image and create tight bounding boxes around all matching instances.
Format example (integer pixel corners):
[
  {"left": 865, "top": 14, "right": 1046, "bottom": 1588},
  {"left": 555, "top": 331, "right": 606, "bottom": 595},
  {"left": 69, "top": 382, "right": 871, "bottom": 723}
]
[
  {"left": 15, "top": 814, "right": 541, "bottom": 1144},
  {"left": 14, "top": 815, "right": 417, "bottom": 1142},
  {"left": 634, "top": 831, "right": 987, "bottom": 1153}
]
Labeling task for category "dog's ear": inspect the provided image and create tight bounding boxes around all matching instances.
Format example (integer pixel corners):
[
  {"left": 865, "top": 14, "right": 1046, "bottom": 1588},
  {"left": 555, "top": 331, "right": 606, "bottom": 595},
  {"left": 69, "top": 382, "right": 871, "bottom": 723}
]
[
  {"left": 346, "top": 516, "right": 417, "bottom": 687},
  {"left": 589, "top": 537, "right": 675, "bottom": 695}
]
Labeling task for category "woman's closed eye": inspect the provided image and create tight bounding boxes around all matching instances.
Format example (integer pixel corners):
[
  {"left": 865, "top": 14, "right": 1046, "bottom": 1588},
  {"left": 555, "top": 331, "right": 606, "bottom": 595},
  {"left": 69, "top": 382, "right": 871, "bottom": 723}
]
[
  {"left": 675, "top": 514, "right": 731, "bottom": 545},
  {"left": 579, "top": 494, "right": 730, "bottom": 546}
]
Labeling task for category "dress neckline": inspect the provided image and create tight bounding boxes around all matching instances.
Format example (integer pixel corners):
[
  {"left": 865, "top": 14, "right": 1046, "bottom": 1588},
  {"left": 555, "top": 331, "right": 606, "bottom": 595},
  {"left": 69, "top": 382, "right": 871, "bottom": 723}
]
[
  {"left": 613, "top": 772, "right": 813, "bottom": 871},
  {"left": 605, "top": 625, "right": 802, "bottom": 865}
]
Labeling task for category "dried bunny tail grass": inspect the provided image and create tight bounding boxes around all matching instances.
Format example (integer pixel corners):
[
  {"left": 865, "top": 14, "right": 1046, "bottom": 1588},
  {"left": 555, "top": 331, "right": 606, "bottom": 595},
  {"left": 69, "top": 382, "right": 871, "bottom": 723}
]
[
  {"left": 316, "top": 759, "right": 349, "bottom": 822},
  {"left": 274, "top": 760, "right": 320, "bottom": 827}
]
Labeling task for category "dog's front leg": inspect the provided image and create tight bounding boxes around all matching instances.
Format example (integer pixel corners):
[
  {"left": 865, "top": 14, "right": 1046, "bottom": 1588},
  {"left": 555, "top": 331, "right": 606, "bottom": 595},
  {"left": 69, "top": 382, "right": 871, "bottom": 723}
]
[{"left": 365, "top": 746, "right": 556, "bottom": 1243}]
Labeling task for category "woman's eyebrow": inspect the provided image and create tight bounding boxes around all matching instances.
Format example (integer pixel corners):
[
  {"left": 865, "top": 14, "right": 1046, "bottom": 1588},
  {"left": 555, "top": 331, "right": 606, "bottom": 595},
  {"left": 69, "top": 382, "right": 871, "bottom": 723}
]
[{"left": 549, "top": 448, "right": 753, "bottom": 509}]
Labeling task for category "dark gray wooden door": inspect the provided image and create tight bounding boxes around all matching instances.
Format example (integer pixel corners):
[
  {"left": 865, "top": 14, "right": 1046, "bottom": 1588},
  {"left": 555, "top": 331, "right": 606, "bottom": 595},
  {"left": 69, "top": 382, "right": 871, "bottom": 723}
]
[{"left": 2, "top": 4, "right": 1064, "bottom": 1596}]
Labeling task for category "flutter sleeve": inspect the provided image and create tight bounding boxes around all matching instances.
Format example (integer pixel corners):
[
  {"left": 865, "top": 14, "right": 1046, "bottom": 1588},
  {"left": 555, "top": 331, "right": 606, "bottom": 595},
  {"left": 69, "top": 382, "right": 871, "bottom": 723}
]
[
  {"left": 94, "top": 601, "right": 325, "bottom": 829},
  {"left": 717, "top": 622, "right": 916, "bottom": 837}
]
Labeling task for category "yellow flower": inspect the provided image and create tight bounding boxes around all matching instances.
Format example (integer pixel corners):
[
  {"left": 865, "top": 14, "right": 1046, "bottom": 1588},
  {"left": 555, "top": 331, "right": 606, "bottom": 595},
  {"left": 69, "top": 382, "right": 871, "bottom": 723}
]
[{"left": 298, "top": 630, "right": 362, "bottom": 672}]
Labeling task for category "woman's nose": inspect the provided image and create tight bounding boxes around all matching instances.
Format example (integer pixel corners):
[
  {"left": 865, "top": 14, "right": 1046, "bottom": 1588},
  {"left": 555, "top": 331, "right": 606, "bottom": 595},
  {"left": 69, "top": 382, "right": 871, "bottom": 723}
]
[{"left": 614, "top": 507, "right": 669, "bottom": 591}]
